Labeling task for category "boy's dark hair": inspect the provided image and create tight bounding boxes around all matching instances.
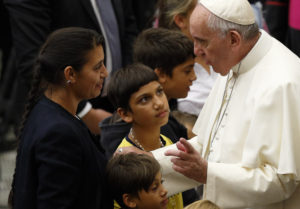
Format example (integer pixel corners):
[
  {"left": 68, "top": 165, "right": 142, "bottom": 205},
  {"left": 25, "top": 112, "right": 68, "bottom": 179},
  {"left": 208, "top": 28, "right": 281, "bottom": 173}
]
[
  {"left": 107, "top": 63, "right": 158, "bottom": 111},
  {"left": 133, "top": 27, "right": 194, "bottom": 77},
  {"left": 106, "top": 153, "right": 161, "bottom": 209}
]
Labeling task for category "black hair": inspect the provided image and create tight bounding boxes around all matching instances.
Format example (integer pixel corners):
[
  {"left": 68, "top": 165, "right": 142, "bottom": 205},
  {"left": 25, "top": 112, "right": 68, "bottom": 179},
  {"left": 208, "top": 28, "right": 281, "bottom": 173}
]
[
  {"left": 107, "top": 63, "right": 158, "bottom": 111},
  {"left": 133, "top": 27, "right": 194, "bottom": 77},
  {"left": 106, "top": 153, "right": 161, "bottom": 209}
]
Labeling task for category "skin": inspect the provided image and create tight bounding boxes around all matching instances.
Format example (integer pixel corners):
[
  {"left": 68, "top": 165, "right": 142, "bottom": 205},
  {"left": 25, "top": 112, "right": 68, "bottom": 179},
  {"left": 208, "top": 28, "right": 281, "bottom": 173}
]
[
  {"left": 156, "top": 57, "right": 196, "bottom": 100},
  {"left": 118, "top": 81, "right": 170, "bottom": 151},
  {"left": 45, "top": 45, "right": 108, "bottom": 117},
  {"left": 123, "top": 172, "right": 168, "bottom": 209},
  {"left": 70, "top": 45, "right": 107, "bottom": 100},
  {"left": 190, "top": 5, "right": 259, "bottom": 76},
  {"left": 190, "top": 5, "right": 233, "bottom": 76}
]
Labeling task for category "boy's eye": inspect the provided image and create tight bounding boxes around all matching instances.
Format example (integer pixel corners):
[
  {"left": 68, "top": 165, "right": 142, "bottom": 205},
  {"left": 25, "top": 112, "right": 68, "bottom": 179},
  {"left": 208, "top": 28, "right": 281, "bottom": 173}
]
[
  {"left": 185, "top": 69, "right": 192, "bottom": 75},
  {"left": 140, "top": 96, "right": 149, "bottom": 103},
  {"left": 157, "top": 88, "right": 164, "bottom": 96},
  {"left": 151, "top": 184, "right": 159, "bottom": 191}
]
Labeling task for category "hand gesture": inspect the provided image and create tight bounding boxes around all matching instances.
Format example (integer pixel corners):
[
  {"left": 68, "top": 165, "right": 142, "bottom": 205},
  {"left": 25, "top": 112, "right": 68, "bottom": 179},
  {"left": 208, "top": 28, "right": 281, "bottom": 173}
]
[{"left": 165, "top": 138, "right": 207, "bottom": 183}]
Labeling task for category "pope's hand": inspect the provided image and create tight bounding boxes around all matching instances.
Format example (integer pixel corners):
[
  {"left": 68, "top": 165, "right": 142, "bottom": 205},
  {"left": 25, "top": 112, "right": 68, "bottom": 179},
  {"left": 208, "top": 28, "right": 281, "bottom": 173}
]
[{"left": 165, "top": 137, "right": 207, "bottom": 184}]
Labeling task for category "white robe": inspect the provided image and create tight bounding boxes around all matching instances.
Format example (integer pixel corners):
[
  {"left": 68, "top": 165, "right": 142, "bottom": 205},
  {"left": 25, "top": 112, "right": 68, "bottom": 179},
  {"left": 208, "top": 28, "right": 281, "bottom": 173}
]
[{"left": 153, "top": 30, "right": 300, "bottom": 209}]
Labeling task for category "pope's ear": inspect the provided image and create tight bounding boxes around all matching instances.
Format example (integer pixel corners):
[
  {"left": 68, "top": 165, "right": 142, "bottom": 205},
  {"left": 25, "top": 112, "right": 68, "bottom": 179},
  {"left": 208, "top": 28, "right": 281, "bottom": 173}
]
[
  {"left": 228, "top": 30, "right": 241, "bottom": 47},
  {"left": 154, "top": 68, "right": 167, "bottom": 84},
  {"left": 117, "top": 107, "right": 133, "bottom": 123}
]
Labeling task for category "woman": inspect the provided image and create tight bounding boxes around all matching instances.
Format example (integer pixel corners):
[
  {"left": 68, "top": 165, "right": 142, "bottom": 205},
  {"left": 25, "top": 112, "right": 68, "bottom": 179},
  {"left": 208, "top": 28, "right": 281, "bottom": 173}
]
[
  {"left": 9, "top": 27, "right": 112, "bottom": 209},
  {"left": 156, "top": 0, "right": 218, "bottom": 117}
]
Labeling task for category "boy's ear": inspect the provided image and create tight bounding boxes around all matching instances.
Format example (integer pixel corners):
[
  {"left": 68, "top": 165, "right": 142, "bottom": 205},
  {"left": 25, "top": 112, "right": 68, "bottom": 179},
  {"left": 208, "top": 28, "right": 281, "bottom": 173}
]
[
  {"left": 117, "top": 107, "right": 133, "bottom": 123},
  {"left": 122, "top": 194, "right": 137, "bottom": 208},
  {"left": 174, "top": 14, "right": 187, "bottom": 30},
  {"left": 64, "top": 66, "right": 76, "bottom": 83},
  {"left": 154, "top": 68, "right": 167, "bottom": 84}
]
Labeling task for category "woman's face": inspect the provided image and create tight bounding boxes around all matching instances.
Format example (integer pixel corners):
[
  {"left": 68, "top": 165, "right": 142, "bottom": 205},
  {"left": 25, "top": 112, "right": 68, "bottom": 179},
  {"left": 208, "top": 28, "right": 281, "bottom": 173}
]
[
  {"left": 176, "top": 0, "right": 197, "bottom": 39},
  {"left": 73, "top": 45, "right": 108, "bottom": 100}
]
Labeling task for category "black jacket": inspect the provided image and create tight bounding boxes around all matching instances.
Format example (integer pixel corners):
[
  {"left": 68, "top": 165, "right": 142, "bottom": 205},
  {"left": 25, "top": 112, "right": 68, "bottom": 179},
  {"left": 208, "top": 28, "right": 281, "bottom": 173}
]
[{"left": 13, "top": 96, "right": 112, "bottom": 209}]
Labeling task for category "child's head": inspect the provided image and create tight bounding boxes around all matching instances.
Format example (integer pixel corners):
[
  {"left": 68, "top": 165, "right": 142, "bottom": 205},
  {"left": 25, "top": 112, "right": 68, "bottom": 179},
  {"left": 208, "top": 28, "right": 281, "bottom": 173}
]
[
  {"left": 133, "top": 28, "right": 196, "bottom": 99},
  {"left": 184, "top": 200, "right": 220, "bottom": 209},
  {"left": 108, "top": 63, "right": 169, "bottom": 127},
  {"left": 106, "top": 153, "right": 168, "bottom": 209}
]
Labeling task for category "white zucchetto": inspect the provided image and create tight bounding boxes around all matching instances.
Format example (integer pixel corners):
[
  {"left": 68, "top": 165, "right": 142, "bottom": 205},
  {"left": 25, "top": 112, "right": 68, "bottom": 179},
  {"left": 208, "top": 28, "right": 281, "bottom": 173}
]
[{"left": 199, "top": 0, "right": 256, "bottom": 25}]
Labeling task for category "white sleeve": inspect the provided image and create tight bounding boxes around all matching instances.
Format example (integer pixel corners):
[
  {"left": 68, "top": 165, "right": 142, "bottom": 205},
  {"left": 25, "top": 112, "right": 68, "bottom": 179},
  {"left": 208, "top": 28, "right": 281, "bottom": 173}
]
[{"left": 151, "top": 136, "right": 202, "bottom": 196}]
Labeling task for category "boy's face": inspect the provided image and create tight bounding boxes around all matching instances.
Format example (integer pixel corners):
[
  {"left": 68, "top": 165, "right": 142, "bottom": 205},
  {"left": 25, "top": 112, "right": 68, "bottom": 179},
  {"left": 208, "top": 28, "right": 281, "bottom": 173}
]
[
  {"left": 135, "top": 172, "right": 168, "bottom": 209},
  {"left": 158, "top": 57, "right": 196, "bottom": 99},
  {"left": 126, "top": 81, "right": 169, "bottom": 127}
]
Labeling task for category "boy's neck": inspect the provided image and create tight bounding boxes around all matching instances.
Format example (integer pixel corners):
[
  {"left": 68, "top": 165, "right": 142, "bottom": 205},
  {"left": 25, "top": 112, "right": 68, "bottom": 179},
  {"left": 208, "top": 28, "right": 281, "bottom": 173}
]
[{"left": 130, "top": 125, "right": 163, "bottom": 151}]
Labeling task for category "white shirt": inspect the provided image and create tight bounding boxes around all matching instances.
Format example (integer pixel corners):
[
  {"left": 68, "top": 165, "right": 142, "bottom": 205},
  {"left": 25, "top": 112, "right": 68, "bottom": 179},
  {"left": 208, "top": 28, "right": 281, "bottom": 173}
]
[
  {"left": 177, "top": 63, "right": 218, "bottom": 116},
  {"left": 152, "top": 30, "right": 300, "bottom": 209}
]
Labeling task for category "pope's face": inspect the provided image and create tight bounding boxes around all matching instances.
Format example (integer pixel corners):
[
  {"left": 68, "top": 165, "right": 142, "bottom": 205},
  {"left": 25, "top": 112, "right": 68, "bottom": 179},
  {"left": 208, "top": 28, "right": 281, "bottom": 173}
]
[{"left": 190, "top": 5, "right": 232, "bottom": 76}]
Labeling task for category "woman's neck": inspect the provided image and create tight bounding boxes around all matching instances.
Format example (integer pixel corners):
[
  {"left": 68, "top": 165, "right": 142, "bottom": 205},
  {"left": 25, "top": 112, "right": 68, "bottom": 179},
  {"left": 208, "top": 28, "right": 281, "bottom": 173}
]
[
  {"left": 44, "top": 86, "right": 79, "bottom": 116},
  {"left": 130, "top": 125, "right": 162, "bottom": 151}
]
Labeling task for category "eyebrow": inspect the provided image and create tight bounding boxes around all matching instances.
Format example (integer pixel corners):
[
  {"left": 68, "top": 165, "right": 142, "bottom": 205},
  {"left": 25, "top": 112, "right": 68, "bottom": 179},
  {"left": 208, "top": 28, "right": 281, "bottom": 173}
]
[
  {"left": 93, "top": 59, "right": 104, "bottom": 69},
  {"left": 135, "top": 84, "right": 162, "bottom": 101}
]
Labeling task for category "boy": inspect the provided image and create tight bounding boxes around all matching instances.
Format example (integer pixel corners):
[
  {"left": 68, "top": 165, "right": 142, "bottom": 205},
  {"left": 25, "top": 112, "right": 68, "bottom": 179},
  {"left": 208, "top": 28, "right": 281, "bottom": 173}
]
[
  {"left": 107, "top": 63, "right": 183, "bottom": 209},
  {"left": 101, "top": 28, "right": 196, "bottom": 157},
  {"left": 106, "top": 153, "right": 168, "bottom": 209}
]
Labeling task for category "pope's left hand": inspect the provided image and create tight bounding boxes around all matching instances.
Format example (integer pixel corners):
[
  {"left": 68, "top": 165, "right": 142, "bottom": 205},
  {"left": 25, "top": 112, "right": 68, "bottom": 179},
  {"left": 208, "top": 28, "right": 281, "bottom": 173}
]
[{"left": 165, "top": 137, "right": 207, "bottom": 184}]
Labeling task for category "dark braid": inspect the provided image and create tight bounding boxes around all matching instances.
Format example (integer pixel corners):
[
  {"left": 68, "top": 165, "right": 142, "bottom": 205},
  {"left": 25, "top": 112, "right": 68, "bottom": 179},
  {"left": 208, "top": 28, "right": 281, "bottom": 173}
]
[{"left": 8, "top": 57, "right": 44, "bottom": 209}]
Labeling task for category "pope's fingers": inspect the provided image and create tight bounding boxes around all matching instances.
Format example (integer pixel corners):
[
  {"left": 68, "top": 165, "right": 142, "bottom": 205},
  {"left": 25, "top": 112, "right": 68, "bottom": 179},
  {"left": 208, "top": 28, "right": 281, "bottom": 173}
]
[
  {"left": 164, "top": 149, "right": 181, "bottom": 157},
  {"left": 179, "top": 138, "right": 196, "bottom": 153},
  {"left": 176, "top": 139, "right": 187, "bottom": 152}
]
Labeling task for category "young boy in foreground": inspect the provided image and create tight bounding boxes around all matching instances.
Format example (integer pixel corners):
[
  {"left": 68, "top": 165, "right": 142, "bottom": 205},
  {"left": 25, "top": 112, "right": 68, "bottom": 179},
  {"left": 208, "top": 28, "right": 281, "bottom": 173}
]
[{"left": 106, "top": 153, "right": 168, "bottom": 209}]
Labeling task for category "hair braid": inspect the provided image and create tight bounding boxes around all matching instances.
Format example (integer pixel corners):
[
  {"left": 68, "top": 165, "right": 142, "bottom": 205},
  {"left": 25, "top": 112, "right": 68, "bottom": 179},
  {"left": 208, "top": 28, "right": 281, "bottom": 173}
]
[{"left": 8, "top": 60, "right": 44, "bottom": 209}]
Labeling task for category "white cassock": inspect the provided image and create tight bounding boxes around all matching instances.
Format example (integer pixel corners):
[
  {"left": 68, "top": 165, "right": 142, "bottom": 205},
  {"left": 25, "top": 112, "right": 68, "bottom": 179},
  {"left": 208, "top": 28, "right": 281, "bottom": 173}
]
[{"left": 152, "top": 30, "right": 300, "bottom": 209}]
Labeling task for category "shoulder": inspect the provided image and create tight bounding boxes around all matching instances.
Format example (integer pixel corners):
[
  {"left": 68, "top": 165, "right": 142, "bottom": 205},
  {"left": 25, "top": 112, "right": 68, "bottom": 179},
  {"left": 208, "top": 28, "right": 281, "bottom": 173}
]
[
  {"left": 160, "top": 134, "right": 173, "bottom": 146},
  {"left": 117, "top": 137, "right": 133, "bottom": 148}
]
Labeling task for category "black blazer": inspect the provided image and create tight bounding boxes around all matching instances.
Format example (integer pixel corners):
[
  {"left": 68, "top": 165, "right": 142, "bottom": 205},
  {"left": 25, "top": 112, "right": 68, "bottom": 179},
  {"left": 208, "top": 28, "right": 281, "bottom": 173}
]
[{"left": 12, "top": 96, "right": 112, "bottom": 209}]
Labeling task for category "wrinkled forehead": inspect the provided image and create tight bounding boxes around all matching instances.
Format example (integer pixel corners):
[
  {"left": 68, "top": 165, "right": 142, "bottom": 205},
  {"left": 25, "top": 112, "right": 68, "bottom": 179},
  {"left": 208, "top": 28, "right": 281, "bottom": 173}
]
[
  {"left": 190, "top": 4, "right": 209, "bottom": 27},
  {"left": 189, "top": 4, "right": 209, "bottom": 34}
]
